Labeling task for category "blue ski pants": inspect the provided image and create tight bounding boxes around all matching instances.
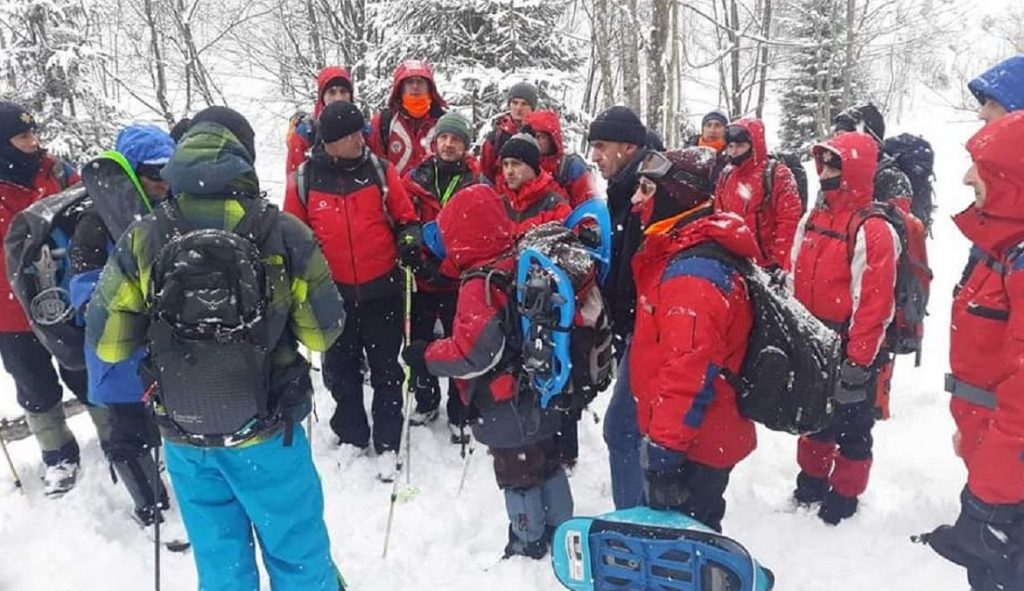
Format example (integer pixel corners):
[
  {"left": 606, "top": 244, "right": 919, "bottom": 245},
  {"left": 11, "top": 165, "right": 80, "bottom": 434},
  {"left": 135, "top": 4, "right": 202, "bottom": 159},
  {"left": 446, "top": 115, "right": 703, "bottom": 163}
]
[
  {"left": 165, "top": 427, "right": 343, "bottom": 591},
  {"left": 603, "top": 343, "right": 644, "bottom": 510}
]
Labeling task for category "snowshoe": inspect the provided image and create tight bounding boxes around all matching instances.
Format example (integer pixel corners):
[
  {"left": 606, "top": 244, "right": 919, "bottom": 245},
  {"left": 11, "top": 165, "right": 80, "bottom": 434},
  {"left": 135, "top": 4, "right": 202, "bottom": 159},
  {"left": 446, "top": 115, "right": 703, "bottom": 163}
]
[
  {"left": 551, "top": 507, "right": 775, "bottom": 591},
  {"left": 503, "top": 524, "right": 549, "bottom": 560},
  {"left": 564, "top": 198, "right": 612, "bottom": 285},
  {"left": 409, "top": 408, "right": 439, "bottom": 426},
  {"left": 517, "top": 248, "right": 575, "bottom": 409},
  {"left": 43, "top": 460, "right": 79, "bottom": 497}
]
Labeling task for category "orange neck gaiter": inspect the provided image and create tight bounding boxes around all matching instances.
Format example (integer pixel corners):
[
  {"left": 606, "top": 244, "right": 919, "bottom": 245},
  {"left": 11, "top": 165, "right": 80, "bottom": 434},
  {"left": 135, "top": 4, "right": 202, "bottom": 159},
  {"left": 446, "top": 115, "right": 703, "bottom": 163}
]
[
  {"left": 699, "top": 136, "right": 726, "bottom": 152},
  {"left": 402, "top": 93, "right": 432, "bottom": 119}
]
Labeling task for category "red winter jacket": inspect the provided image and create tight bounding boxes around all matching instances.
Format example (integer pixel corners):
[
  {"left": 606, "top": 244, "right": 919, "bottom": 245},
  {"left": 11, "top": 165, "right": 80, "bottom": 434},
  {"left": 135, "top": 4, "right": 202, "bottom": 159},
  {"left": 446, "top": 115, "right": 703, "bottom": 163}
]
[
  {"left": 480, "top": 113, "right": 521, "bottom": 184},
  {"left": 523, "top": 110, "right": 598, "bottom": 208},
  {"left": 0, "top": 155, "right": 78, "bottom": 332},
  {"left": 495, "top": 171, "right": 572, "bottom": 236},
  {"left": 630, "top": 204, "right": 758, "bottom": 467},
  {"left": 402, "top": 154, "right": 482, "bottom": 291},
  {"left": 714, "top": 117, "right": 802, "bottom": 268},
  {"left": 424, "top": 185, "right": 520, "bottom": 408},
  {"left": 787, "top": 132, "right": 900, "bottom": 367},
  {"left": 948, "top": 111, "right": 1024, "bottom": 505},
  {"left": 368, "top": 61, "right": 447, "bottom": 177},
  {"left": 283, "top": 148, "right": 418, "bottom": 302},
  {"left": 285, "top": 66, "right": 355, "bottom": 176}
]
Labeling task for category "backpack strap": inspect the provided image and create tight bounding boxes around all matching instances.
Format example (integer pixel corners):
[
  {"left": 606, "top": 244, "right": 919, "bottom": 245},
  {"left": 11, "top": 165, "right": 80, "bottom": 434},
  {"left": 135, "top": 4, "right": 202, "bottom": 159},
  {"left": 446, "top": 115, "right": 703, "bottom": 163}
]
[
  {"left": 296, "top": 162, "right": 310, "bottom": 209},
  {"left": 379, "top": 108, "right": 393, "bottom": 151},
  {"left": 761, "top": 159, "right": 778, "bottom": 212},
  {"left": 556, "top": 155, "right": 572, "bottom": 187},
  {"left": 369, "top": 153, "right": 394, "bottom": 228}
]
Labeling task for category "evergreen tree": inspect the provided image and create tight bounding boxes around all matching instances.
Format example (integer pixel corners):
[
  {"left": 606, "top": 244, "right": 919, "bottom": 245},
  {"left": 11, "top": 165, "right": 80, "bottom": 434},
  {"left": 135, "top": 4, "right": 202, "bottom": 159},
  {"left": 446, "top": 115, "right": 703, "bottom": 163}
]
[
  {"left": 0, "top": 0, "right": 122, "bottom": 163},
  {"left": 777, "top": 0, "right": 868, "bottom": 154},
  {"left": 363, "top": 0, "right": 585, "bottom": 138}
]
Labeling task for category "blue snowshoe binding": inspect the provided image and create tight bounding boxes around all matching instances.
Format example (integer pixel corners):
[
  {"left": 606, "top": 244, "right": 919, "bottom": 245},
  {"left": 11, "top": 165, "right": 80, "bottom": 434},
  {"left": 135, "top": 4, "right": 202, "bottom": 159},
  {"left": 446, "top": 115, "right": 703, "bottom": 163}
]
[
  {"left": 516, "top": 247, "right": 576, "bottom": 409},
  {"left": 551, "top": 507, "right": 775, "bottom": 591},
  {"left": 564, "top": 198, "right": 612, "bottom": 285}
]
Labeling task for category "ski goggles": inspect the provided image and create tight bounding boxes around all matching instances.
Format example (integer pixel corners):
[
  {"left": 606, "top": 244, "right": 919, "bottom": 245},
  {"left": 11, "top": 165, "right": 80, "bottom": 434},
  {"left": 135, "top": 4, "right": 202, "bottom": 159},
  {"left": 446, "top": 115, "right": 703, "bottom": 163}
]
[
  {"left": 637, "top": 151, "right": 673, "bottom": 179},
  {"left": 724, "top": 125, "right": 751, "bottom": 145},
  {"left": 135, "top": 164, "right": 165, "bottom": 182},
  {"left": 637, "top": 151, "right": 713, "bottom": 194}
]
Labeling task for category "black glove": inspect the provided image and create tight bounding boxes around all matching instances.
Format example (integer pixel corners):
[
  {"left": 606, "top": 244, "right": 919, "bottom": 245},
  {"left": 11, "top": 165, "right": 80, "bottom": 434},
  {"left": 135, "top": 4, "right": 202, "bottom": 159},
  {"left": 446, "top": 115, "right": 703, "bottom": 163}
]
[
  {"left": 402, "top": 340, "right": 430, "bottom": 375},
  {"left": 577, "top": 223, "right": 602, "bottom": 249},
  {"left": 834, "top": 359, "right": 872, "bottom": 405},
  {"left": 921, "top": 487, "right": 1022, "bottom": 588},
  {"left": 397, "top": 224, "right": 423, "bottom": 268},
  {"left": 419, "top": 256, "right": 456, "bottom": 291}
]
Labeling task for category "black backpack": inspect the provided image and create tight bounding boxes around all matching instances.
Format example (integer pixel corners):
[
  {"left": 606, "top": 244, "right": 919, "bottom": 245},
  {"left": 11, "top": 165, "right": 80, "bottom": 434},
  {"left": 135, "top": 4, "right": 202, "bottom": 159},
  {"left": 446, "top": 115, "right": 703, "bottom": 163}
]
[
  {"left": 4, "top": 185, "right": 90, "bottom": 371},
  {"left": 882, "top": 133, "right": 935, "bottom": 231},
  {"left": 145, "top": 199, "right": 281, "bottom": 439},
  {"left": 678, "top": 243, "right": 842, "bottom": 434},
  {"left": 767, "top": 152, "right": 809, "bottom": 213}
]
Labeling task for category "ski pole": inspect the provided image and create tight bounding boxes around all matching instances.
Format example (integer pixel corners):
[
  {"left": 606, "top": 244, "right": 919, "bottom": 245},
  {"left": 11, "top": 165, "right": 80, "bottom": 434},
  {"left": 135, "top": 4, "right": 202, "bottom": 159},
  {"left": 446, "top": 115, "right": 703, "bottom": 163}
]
[
  {"left": 456, "top": 440, "right": 475, "bottom": 497},
  {"left": 383, "top": 267, "right": 416, "bottom": 559},
  {"left": 0, "top": 424, "right": 21, "bottom": 489},
  {"left": 153, "top": 443, "right": 162, "bottom": 591}
]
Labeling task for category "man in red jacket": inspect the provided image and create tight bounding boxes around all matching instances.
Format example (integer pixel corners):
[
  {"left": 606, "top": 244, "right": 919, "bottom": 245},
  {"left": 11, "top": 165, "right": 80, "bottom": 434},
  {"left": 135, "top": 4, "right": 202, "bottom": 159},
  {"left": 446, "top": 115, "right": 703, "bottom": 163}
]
[
  {"left": 0, "top": 102, "right": 106, "bottom": 496},
  {"left": 495, "top": 133, "right": 572, "bottom": 235},
  {"left": 285, "top": 66, "right": 357, "bottom": 176},
  {"left": 714, "top": 117, "right": 802, "bottom": 269},
  {"left": 368, "top": 60, "right": 447, "bottom": 177},
  {"left": 284, "top": 101, "right": 421, "bottom": 482},
  {"left": 522, "top": 110, "right": 597, "bottom": 207},
  {"left": 787, "top": 131, "right": 900, "bottom": 525},
  {"left": 480, "top": 82, "right": 538, "bottom": 183},
  {"left": 401, "top": 112, "right": 482, "bottom": 437},
  {"left": 922, "top": 111, "right": 1024, "bottom": 591}
]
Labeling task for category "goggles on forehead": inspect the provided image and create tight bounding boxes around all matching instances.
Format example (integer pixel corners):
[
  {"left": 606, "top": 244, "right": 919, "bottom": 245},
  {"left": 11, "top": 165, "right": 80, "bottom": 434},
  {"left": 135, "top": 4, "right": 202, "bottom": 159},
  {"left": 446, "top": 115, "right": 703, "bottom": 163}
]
[
  {"left": 637, "top": 152, "right": 713, "bottom": 195},
  {"left": 638, "top": 151, "right": 672, "bottom": 178}
]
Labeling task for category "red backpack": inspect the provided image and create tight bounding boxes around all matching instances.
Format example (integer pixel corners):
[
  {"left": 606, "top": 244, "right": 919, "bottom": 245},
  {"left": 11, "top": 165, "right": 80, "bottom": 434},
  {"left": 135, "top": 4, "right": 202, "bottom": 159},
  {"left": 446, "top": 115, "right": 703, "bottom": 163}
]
[{"left": 846, "top": 202, "right": 932, "bottom": 365}]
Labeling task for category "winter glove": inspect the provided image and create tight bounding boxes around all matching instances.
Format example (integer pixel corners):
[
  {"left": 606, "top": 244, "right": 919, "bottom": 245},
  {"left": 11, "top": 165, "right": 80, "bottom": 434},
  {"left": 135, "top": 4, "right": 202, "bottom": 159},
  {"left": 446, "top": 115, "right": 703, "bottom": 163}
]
[
  {"left": 577, "top": 223, "right": 602, "bottom": 249},
  {"left": 834, "top": 359, "right": 872, "bottom": 405},
  {"left": 640, "top": 437, "right": 692, "bottom": 510},
  {"left": 919, "top": 487, "right": 1023, "bottom": 590},
  {"left": 402, "top": 340, "right": 430, "bottom": 375},
  {"left": 397, "top": 224, "right": 423, "bottom": 268},
  {"left": 419, "top": 256, "right": 456, "bottom": 291}
]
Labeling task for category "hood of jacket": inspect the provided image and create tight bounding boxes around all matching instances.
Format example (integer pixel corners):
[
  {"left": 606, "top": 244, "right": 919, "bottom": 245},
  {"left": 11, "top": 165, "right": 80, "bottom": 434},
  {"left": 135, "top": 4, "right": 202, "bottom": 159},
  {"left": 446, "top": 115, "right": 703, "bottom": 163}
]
[
  {"left": 160, "top": 121, "right": 259, "bottom": 198},
  {"left": 727, "top": 117, "right": 768, "bottom": 174},
  {"left": 641, "top": 204, "right": 762, "bottom": 263},
  {"left": 524, "top": 110, "right": 565, "bottom": 157},
  {"left": 387, "top": 61, "right": 447, "bottom": 117},
  {"left": 315, "top": 66, "right": 355, "bottom": 118},
  {"left": 812, "top": 131, "right": 877, "bottom": 211},
  {"left": 437, "top": 184, "right": 515, "bottom": 272}
]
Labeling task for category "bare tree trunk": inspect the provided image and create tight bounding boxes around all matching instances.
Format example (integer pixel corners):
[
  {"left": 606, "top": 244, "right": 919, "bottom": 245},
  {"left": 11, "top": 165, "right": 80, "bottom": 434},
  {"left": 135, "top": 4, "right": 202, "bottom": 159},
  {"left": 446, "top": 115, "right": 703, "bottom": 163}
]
[
  {"left": 306, "top": 0, "right": 325, "bottom": 70},
  {"left": 754, "top": 0, "right": 772, "bottom": 118},
  {"left": 619, "top": 0, "right": 642, "bottom": 114},
  {"left": 594, "top": 0, "right": 616, "bottom": 108},
  {"left": 666, "top": 0, "right": 680, "bottom": 142},
  {"left": 646, "top": 0, "right": 671, "bottom": 135},
  {"left": 727, "top": 0, "right": 742, "bottom": 116},
  {"left": 842, "top": 0, "right": 856, "bottom": 108},
  {"left": 143, "top": 0, "right": 174, "bottom": 124}
]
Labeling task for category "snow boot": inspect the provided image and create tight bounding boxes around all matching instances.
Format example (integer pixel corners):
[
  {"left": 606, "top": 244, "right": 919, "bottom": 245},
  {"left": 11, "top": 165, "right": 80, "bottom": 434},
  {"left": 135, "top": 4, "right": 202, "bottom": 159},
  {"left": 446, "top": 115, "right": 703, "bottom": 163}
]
[
  {"left": 448, "top": 423, "right": 470, "bottom": 446},
  {"left": 111, "top": 450, "right": 169, "bottom": 526},
  {"left": 409, "top": 408, "right": 439, "bottom": 426},
  {"left": 26, "top": 405, "right": 76, "bottom": 464},
  {"left": 793, "top": 471, "right": 829, "bottom": 506},
  {"left": 502, "top": 524, "right": 549, "bottom": 560},
  {"left": 818, "top": 489, "right": 859, "bottom": 525},
  {"left": 43, "top": 459, "right": 79, "bottom": 497},
  {"left": 376, "top": 451, "right": 397, "bottom": 483}
]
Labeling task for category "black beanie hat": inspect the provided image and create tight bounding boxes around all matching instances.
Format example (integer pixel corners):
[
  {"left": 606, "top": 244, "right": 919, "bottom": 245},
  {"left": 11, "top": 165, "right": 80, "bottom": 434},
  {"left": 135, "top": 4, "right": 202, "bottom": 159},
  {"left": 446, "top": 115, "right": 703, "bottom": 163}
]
[
  {"left": 499, "top": 133, "right": 541, "bottom": 175},
  {"left": 833, "top": 103, "right": 885, "bottom": 144},
  {"left": 507, "top": 82, "right": 539, "bottom": 110},
  {"left": 169, "top": 117, "right": 192, "bottom": 144},
  {"left": 319, "top": 101, "right": 366, "bottom": 144},
  {"left": 191, "top": 106, "right": 256, "bottom": 161},
  {"left": 0, "top": 102, "right": 37, "bottom": 144},
  {"left": 701, "top": 109, "right": 729, "bottom": 128},
  {"left": 588, "top": 106, "right": 647, "bottom": 147}
]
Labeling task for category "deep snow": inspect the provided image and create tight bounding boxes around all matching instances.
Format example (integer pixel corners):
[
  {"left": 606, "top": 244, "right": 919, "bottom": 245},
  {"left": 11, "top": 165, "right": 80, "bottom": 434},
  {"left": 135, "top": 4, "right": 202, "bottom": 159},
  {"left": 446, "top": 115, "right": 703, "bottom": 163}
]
[{"left": 0, "top": 95, "right": 992, "bottom": 590}]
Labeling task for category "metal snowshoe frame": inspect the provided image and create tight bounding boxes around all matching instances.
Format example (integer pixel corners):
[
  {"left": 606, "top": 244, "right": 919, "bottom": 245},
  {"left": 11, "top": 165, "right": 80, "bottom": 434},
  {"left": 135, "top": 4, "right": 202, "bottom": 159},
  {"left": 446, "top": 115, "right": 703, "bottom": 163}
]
[{"left": 564, "top": 198, "right": 612, "bottom": 285}]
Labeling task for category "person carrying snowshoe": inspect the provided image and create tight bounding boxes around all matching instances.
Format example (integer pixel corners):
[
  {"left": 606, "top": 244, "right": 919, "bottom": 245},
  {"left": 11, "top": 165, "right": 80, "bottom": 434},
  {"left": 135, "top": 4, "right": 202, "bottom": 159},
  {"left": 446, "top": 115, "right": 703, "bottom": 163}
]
[
  {"left": 86, "top": 106, "right": 348, "bottom": 590},
  {"left": 0, "top": 101, "right": 109, "bottom": 497},
  {"left": 713, "top": 117, "right": 802, "bottom": 270},
  {"left": 918, "top": 110, "right": 1024, "bottom": 591},
  {"left": 787, "top": 131, "right": 900, "bottom": 525},
  {"left": 522, "top": 109, "right": 597, "bottom": 207},
  {"left": 495, "top": 133, "right": 572, "bottom": 235},
  {"left": 401, "top": 112, "right": 481, "bottom": 438},
  {"left": 969, "top": 54, "right": 1024, "bottom": 125},
  {"left": 587, "top": 105, "right": 650, "bottom": 510},
  {"left": 369, "top": 60, "right": 447, "bottom": 177},
  {"left": 481, "top": 82, "right": 538, "bottom": 183},
  {"left": 286, "top": 66, "right": 358, "bottom": 176},
  {"left": 285, "top": 100, "right": 421, "bottom": 481},
  {"left": 629, "top": 148, "right": 758, "bottom": 532},
  {"left": 69, "top": 124, "right": 184, "bottom": 535},
  {"left": 402, "top": 184, "right": 574, "bottom": 560}
]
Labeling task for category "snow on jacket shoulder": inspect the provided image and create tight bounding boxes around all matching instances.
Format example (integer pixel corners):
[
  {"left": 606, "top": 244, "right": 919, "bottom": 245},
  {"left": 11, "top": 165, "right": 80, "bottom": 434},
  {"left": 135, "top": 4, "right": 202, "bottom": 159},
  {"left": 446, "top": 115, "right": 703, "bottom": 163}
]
[
  {"left": 713, "top": 117, "right": 801, "bottom": 268},
  {"left": 629, "top": 206, "right": 758, "bottom": 467}
]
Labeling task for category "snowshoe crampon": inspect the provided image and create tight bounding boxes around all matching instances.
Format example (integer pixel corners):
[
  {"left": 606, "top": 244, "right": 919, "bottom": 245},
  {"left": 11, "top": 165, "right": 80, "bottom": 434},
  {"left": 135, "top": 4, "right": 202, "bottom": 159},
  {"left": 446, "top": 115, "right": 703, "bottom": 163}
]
[
  {"left": 551, "top": 507, "right": 774, "bottom": 591},
  {"left": 516, "top": 248, "right": 575, "bottom": 409}
]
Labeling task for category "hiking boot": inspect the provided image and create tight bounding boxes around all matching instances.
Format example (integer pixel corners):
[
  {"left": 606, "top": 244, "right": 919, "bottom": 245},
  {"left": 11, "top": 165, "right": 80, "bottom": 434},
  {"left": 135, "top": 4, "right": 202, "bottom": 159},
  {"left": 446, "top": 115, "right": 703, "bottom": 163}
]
[
  {"left": 502, "top": 524, "right": 549, "bottom": 560},
  {"left": 409, "top": 408, "right": 439, "bottom": 426},
  {"left": 376, "top": 451, "right": 398, "bottom": 483},
  {"left": 43, "top": 460, "right": 79, "bottom": 497},
  {"left": 448, "top": 423, "right": 470, "bottom": 445},
  {"left": 793, "top": 472, "right": 828, "bottom": 506},
  {"left": 818, "top": 490, "right": 859, "bottom": 525}
]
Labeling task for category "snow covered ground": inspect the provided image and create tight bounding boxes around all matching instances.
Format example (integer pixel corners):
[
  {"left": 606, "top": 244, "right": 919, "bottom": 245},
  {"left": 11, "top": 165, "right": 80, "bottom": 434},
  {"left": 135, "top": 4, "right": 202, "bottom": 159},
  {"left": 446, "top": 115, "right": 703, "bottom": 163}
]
[{"left": 0, "top": 96, "right": 989, "bottom": 590}]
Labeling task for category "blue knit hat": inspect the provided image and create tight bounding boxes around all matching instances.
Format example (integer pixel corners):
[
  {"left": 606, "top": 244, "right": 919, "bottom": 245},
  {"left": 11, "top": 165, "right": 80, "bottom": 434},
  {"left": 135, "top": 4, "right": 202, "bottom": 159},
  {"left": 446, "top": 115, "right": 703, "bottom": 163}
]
[
  {"left": 968, "top": 55, "right": 1024, "bottom": 113},
  {"left": 115, "top": 125, "right": 176, "bottom": 171}
]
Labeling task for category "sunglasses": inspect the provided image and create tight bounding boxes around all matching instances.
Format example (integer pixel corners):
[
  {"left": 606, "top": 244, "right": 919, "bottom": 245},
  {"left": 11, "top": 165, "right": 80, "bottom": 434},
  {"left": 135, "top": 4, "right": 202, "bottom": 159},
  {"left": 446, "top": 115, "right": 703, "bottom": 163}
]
[{"left": 135, "top": 164, "right": 164, "bottom": 182}]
